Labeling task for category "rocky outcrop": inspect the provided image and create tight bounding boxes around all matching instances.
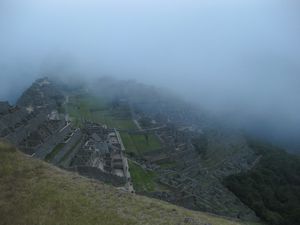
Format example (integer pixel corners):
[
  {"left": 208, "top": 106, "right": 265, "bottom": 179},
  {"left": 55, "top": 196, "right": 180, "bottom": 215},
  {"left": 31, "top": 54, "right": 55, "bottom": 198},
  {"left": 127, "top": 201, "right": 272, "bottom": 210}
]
[
  {"left": 0, "top": 77, "right": 67, "bottom": 155},
  {"left": 17, "top": 77, "right": 64, "bottom": 111}
]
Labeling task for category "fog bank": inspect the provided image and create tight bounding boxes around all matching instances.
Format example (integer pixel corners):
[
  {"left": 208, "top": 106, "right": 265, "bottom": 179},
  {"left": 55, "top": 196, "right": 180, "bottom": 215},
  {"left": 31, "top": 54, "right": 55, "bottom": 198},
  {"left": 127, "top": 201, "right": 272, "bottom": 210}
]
[{"left": 0, "top": 0, "right": 299, "bottom": 151}]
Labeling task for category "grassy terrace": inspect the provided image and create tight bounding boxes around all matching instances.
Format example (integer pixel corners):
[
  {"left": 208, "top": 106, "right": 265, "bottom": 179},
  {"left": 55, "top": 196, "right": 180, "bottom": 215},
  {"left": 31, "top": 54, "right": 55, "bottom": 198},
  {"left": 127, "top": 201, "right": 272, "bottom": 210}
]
[
  {"left": 0, "top": 143, "right": 263, "bottom": 225},
  {"left": 65, "top": 94, "right": 162, "bottom": 155},
  {"left": 157, "top": 161, "right": 177, "bottom": 169},
  {"left": 58, "top": 138, "right": 82, "bottom": 166},
  {"left": 66, "top": 94, "right": 136, "bottom": 130},
  {"left": 120, "top": 132, "right": 161, "bottom": 156},
  {"left": 128, "top": 160, "right": 156, "bottom": 192},
  {"left": 45, "top": 143, "right": 65, "bottom": 163}
]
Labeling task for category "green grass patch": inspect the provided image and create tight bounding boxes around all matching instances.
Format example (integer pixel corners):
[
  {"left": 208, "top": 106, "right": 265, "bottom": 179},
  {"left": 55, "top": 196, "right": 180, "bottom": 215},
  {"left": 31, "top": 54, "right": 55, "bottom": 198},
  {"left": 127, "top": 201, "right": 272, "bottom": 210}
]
[
  {"left": 120, "top": 132, "right": 161, "bottom": 156},
  {"left": 158, "top": 161, "right": 177, "bottom": 169},
  {"left": 129, "top": 161, "right": 156, "bottom": 192},
  {"left": 58, "top": 138, "right": 82, "bottom": 165},
  {"left": 45, "top": 143, "right": 65, "bottom": 162},
  {"left": 130, "top": 134, "right": 161, "bottom": 153},
  {"left": 65, "top": 95, "right": 136, "bottom": 130},
  {"left": 91, "top": 111, "right": 136, "bottom": 130},
  {"left": 120, "top": 132, "right": 138, "bottom": 154}
]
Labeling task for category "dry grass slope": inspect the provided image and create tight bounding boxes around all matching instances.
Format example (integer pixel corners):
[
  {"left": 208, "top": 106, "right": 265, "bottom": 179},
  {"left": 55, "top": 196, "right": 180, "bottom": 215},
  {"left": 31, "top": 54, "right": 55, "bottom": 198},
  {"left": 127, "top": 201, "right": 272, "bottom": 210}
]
[{"left": 0, "top": 142, "right": 263, "bottom": 225}]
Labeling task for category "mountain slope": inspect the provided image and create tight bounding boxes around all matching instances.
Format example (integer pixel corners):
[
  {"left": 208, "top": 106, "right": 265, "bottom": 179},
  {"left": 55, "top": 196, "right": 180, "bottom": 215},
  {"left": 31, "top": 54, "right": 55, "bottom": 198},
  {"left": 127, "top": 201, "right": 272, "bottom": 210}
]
[
  {"left": 0, "top": 77, "right": 258, "bottom": 220},
  {"left": 0, "top": 142, "right": 262, "bottom": 225},
  {"left": 224, "top": 139, "right": 300, "bottom": 225}
]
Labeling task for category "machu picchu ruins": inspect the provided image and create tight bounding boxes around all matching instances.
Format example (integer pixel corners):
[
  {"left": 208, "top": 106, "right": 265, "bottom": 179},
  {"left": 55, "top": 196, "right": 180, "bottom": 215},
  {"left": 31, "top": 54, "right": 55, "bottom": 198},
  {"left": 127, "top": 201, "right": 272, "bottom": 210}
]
[
  {"left": 0, "top": 78, "right": 134, "bottom": 192},
  {"left": 2, "top": 2, "right": 299, "bottom": 224},
  {"left": 0, "top": 77, "right": 261, "bottom": 222}
]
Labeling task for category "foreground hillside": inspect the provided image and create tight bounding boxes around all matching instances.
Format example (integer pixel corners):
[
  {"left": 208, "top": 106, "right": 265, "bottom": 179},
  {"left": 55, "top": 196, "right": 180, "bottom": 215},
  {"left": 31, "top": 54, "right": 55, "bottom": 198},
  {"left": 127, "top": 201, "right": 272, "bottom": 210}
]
[{"left": 0, "top": 143, "right": 261, "bottom": 225}]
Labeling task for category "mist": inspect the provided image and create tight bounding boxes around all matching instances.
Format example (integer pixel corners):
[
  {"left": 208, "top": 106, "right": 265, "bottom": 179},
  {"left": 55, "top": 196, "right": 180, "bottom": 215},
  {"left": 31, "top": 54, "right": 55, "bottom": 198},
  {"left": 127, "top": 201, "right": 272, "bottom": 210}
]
[{"left": 0, "top": 0, "right": 300, "bottom": 151}]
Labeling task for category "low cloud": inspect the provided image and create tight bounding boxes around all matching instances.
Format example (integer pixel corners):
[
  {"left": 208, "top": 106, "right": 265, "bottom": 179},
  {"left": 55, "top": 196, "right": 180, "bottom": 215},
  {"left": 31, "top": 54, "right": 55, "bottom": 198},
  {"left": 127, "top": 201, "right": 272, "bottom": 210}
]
[{"left": 0, "top": 0, "right": 299, "bottom": 151}]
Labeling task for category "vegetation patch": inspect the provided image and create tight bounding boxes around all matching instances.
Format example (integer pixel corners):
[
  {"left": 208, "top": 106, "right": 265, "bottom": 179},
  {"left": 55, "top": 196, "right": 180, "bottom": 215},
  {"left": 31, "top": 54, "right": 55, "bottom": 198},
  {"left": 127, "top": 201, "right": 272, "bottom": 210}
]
[
  {"left": 131, "top": 134, "right": 161, "bottom": 153},
  {"left": 59, "top": 138, "right": 82, "bottom": 165},
  {"left": 121, "top": 132, "right": 161, "bottom": 156},
  {"left": 128, "top": 160, "right": 156, "bottom": 192},
  {"left": 158, "top": 161, "right": 177, "bottom": 169},
  {"left": 66, "top": 94, "right": 136, "bottom": 130},
  {"left": 120, "top": 132, "right": 138, "bottom": 155},
  {"left": 45, "top": 143, "right": 65, "bottom": 162},
  {"left": 224, "top": 139, "right": 300, "bottom": 225},
  {"left": 192, "top": 134, "right": 208, "bottom": 158}
]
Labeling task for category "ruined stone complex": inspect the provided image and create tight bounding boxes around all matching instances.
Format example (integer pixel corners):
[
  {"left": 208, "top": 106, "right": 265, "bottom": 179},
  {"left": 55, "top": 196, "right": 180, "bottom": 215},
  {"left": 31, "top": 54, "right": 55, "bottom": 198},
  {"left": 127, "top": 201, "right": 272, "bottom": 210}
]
[
  {"left": 0, "top": 78, "right": 132, "bottom": 191},
  {"left": 126, "top": 122, "right": 256, "bottom": 219},
  {"left": 0, "top": 78, "right": 67, "bottom": 155},
  {"left": 0, "top": 77, "right": 259, "bottom": 221},
  {"left": 70, "top": 122, "right": 132, "bottom": 190},
  {"left": 92, "top": 78, "right": 259, "bottom": 220}
]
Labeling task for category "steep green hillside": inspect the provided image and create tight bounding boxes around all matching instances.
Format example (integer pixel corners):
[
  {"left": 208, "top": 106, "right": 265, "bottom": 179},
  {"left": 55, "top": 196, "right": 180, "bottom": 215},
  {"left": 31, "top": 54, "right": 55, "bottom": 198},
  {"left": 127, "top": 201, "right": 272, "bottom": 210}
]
[
  {"left": 225, "top": 139, "right": 300, "bottom": 225},
  {"left": 0, "top": 142, "right": 262, "bottom": 225}
]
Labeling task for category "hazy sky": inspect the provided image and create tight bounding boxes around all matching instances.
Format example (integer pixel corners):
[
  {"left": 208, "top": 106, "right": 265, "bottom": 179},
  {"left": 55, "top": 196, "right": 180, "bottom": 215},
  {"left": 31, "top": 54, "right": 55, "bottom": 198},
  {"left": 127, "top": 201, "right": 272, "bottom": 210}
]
[{"left": 0, "top": 0, "right": 300, "bottom": 150}]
